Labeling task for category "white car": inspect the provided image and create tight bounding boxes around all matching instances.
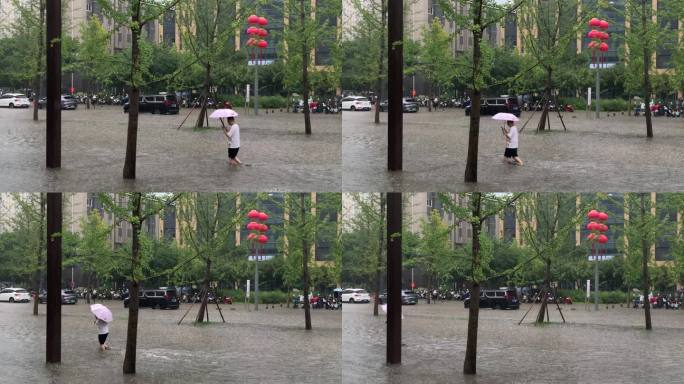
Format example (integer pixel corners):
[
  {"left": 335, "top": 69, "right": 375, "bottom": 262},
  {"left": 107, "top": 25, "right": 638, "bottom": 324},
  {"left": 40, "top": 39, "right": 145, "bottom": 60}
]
[
  {"left": 0, "top": 93, "right": 31, "bottom": 108},
  {"left": 0, "top": 288, "right": 31, "bottom": 303},
  {"left": 341, "top": 96, "right": 372, "bottom": 111},
  {"left": 341, "top": 288, "right": 371, "bottom": 303}
]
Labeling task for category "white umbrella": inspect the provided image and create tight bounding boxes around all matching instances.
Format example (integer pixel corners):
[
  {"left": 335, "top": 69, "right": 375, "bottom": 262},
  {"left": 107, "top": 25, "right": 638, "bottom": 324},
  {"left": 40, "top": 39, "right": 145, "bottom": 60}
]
[
  {"left": 209, "top": 109, "right": 239, "bottom": 119},
  {"left": 491, "top": 112, "right": 519, "bottom": 122}
]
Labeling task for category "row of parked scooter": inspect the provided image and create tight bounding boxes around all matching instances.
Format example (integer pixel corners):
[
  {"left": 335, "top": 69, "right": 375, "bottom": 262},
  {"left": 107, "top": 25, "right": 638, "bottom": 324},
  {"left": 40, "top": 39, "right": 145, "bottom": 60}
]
[{"left": 293, "top": 294, "right": 342, "bottom": 310}]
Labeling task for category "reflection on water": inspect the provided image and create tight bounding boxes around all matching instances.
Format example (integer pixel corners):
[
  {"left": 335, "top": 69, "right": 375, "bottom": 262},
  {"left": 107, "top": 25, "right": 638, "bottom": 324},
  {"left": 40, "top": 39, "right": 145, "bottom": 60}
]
[
  {"left": 0, "top": 301, "right": 341, "bottom": 384},
  {"left": 342, "top": 301, "right": 684, "bottom": 384}
]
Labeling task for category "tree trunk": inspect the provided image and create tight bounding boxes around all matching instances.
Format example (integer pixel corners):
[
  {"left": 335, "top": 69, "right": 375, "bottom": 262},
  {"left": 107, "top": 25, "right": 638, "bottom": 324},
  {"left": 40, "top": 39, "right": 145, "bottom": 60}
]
[
  {"left": 196, "top": 63, "right": 211, "bottom": 128},
  {"left": 536, "top": 259, "right": 551, "bottom": 323},
  {"left": 301, "top": 0, "right": 312, "bottom": 135},
  {"left": 464, "top": 9, "right": 484, "bottom": 183},
  {"left": 537, "top": 67, "right": 553, "bottom": 131},
  {"left": 33, "top": 193, "right": 45, "bottom": 315},
  {"left": 123, "top": 13, "right": 142, "bottom": 180},
  {"left": 374, "top": 193, "right": 385, "bottom": 316},
  {"left": 374, "top": 0, "right": 386, "bottom": 125},
  {"left": 463, "top": 192, "right": 482, "bottom": 375},
  {"left": 426, "top": 274, "right": 432, "bottom": 304},
  {"left": 32, "top": 0, "right": 45, "bottom": 121},
  {"left": 301, "top": 193, "right": 312, "bottom": 330},
  {"left": 195, "top": 257, "right": 212, "bottom": 323},
  {"left": 640, "top": 193, "right": 652, "bottom": 330},
  {"left": 123, "top": 193, "right": 142, "bottom": 374},
  {"left": 642, "top": 0, "right": 653, "bottom": 138}
]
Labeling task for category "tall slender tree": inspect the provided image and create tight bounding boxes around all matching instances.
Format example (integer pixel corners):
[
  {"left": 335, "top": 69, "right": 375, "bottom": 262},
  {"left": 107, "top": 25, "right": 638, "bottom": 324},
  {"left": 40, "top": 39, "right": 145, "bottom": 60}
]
[
  {"left": 96, "top": 0, "right": 181, "bottom": 179},
  {"left": 100, "top": 193, "right": 180, "bottom": 374}
]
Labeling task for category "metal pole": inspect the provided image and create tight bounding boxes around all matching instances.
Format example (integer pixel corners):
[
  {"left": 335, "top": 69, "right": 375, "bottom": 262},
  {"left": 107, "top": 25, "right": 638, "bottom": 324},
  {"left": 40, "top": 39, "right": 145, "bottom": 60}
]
[
  {"left": 595, "top": 64, "right": 600, "bottom": 119},
  {"left": 46, "top": 193, "right": 62, "bottom": 363},
  {"left": 387, "top": 0, "right": 403, "bottom": 171},
  {"left": 386, "top": 192, "right": 402, "bottom": 364},
  {"left": 254, "top": 59, "right": 259, "bottom": 116},
  {"left": 594, "top": 257, "right": 599, "bottom": 311},
  {"left": 254, "top": 246, "right": 259, "bottom": 311},
  {"left": 46, "top": 0, "right": 61, "bottom": 168}
]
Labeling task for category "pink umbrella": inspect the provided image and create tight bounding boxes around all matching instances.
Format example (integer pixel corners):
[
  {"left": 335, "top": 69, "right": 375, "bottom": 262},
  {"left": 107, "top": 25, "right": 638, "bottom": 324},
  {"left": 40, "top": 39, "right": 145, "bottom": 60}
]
[{"left": 90, "top": 303, "right": 113, "bottom": 323}]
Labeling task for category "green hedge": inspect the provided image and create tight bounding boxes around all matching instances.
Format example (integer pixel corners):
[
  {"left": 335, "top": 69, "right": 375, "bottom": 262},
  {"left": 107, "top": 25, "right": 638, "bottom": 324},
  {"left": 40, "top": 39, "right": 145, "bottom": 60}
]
[
  {"left": 218, "top": 289, "right": 288, "bottom": 304},
  {"left": 219, "top": 95, "right": 289, "bottom": 109},
  {"left": 558, "top": 289, "right": 630, "bottom": 304},
  {"left": 558, "top": 97, "right": 630, "bottom": 112}
]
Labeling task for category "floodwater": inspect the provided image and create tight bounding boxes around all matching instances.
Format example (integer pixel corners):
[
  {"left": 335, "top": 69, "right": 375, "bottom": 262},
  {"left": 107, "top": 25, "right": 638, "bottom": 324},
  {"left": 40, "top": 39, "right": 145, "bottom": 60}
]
[
  {"left": 342, "top": 300, "right": 684, "bottom": 384},
  {"left": 0, "top": 107, "right": 341, "bottom": 191},
  {"left": 342, "top": 110, "right": 684, "bottom": 192},
  {"left": 0, "top": 300, "right": 341, "bottom": 383}
]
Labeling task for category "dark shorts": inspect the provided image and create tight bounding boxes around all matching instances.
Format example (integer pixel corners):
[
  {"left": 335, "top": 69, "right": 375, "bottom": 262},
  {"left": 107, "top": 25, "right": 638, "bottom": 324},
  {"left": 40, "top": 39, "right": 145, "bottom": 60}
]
[
  {"left": 98, "top": 333, "right": 108, "bottom": 345},
  {"left": 504, "top": 148, "right": 518, "bottom": 158},
  {"left": 228, "top": 147, "right": 240, "bottom": 159}
]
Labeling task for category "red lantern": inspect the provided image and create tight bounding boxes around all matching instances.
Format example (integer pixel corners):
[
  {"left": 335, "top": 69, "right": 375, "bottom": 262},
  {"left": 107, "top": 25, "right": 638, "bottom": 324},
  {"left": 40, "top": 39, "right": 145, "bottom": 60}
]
[
  {"left": 598, "top": 234, "right": 608, "bottom": 244},
  {"left": 257, "top": 40, "right": 268, "bottom": 48},
  {"left": 258, "top": 17, "right": 268, "bottom": 26},
  {"left": 599, "top": 43, "right": 609, "bottom": 52},
  {"left": 248, "top": 14, "right": 259, "bottom": 24},
  {"left": 247, "top": 209, "right": 260, "bottom": 219},
  {"left": 599, "top": 20, "right": 609, "bottom": 30},
  {"left": 247, "top": 221, "right": 259, "bottom": 230},
  {"left": 258, "top": 212, "right": 269, "bottom": 221},
  {"left": 587, "top": 233, "right": 596, "bottom": 241},
  {"left": 587, "top": 41, "right": 597, "bottom": 49},
  {"left": 601, "top": 224, "right": 609, "bottom": 232},
  {"left": 603, "top": 32, "right": 610, "bottom": 40},
  {"left": 260, "top": 224, "right": 269, "bottom": 232},
  {"left": 589, "top": 17, "right": 600, "bottom": 27},
  {"left": 258, "top": 28, "right": 268, "bottom": 37},
  {"left": 587, "top": 30, "right": 598, "bottom": 39},
  {"left": 598, "top": 212, "right": 609, "bottom": 221},
  {"left": 247, "top": 233, "right": 257, "bottom": 240},
  {"left": 588, "top": 210, "right": 599, "bottom": 220},
  {"left": 258, "top": 235, "right": 268, "bottom": 244}
]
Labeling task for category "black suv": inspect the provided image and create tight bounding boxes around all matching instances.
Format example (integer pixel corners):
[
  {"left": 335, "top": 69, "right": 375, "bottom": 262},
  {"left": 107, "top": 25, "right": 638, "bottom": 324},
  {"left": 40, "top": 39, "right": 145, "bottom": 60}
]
[
  {"left": 465, "top": 97, "right": 520, "bottom": 117},
  {"left": 464, "top": 289, "right": 519, "bottom": 310},
  {"left": 124, "top": 289, "right": 179, "bottom": 309},
  {"left": 123, "top": 94, "right": 179, "bottom": 114}
]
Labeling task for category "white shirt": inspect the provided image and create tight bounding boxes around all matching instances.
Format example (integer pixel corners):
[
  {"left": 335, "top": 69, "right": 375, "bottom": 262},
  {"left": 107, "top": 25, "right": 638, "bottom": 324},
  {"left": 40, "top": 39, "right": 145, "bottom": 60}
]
[
  {"left": 507, "top": 126, "right": 519, "bottom": 149},
  {"left": 96, "top": 319, "right": 109, "bottom": 335},
  {"left": 227, "top": 124, "right": 240, "bottom": 148}
]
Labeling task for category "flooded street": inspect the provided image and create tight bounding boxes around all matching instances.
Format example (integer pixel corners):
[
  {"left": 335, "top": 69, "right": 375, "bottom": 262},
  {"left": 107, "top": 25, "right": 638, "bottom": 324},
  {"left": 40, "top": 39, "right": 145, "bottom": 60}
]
[
  {"left": 342, "top": 110, "right": 684, "bottom": 192},
  {"left": 342, "top": 301, "right": 684, "bottom": 384},
  {"left": 0, "top": 107, "right": 341, "bottom": 191},
  {"left": 0, "top": 300, "right": 341, "bottom": 384}
]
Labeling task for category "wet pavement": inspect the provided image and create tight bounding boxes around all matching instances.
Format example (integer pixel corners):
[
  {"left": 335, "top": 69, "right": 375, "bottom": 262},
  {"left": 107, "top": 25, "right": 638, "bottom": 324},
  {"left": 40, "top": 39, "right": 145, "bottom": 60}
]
[
  {"left": 342, "top": 110, "right": 684, "bottom": 192},
  {"left": 342, "top": 300, "right": 684, "bottom": 384},
  {"left": 0, "top": 107, "right": 340, "bottom": 191},
  {"left": 0, "top": 300, "right": 341, "bottom": 383}
]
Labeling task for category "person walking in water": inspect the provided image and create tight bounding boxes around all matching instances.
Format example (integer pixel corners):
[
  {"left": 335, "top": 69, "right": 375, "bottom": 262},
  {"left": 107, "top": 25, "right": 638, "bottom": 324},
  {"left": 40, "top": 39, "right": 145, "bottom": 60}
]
[
  {"left": 502, "top": 120, "right": 524, "bottom": 166},
  {"left": 95, "top": 316, "right": 110, "bottom": 351},
  {"left": 224, "top": 116, "right": 241, "bottom": 166}
]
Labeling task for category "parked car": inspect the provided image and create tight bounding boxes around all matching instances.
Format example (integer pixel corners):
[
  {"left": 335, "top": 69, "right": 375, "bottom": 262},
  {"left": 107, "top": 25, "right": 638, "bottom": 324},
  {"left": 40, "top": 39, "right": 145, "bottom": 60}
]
[
  {"left": 341, "top": 288, "right": 371, "bottom": 303},
  {"left": 464, "top": 289, "right": 519, "bottom": 309},
  {"left": 378, "top": 290, "right": 419, "bottom": 305},
  {"left": 341, "top": 96, "right": 372, "bottom": 111},
  {"left": 124, "top": 289, "right": 179, "bottom": 309},
  {"left": 40, "top": 289, "right": 79, "bottom": 304},
  {"left": 0, "top": 93, "right": 31, "bottom": 108},
  {"left": 123, "top": 94, "right": 179, "bottom": 114},
  {"left": 379, "top": 98, "right": 420, "bottom": 113},
  {"left": 0, "top": 287, "right": 31, "bottom": 303},
  {"left": 38, "top": 95, "right": 79, "bottom": 110},
  {"left": 465, "top": 97, "right": 520, "bottom": 117}
]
